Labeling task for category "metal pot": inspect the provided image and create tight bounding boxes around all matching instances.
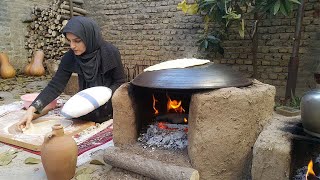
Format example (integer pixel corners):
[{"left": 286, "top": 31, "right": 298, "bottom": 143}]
[{"left": 301, "top": 85, "right": 320, "bottom": 137}]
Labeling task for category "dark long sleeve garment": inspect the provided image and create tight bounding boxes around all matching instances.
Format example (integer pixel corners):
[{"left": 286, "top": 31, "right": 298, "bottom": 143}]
[{"left": 31, "top": 42, "right": 126, "bottom": 122}]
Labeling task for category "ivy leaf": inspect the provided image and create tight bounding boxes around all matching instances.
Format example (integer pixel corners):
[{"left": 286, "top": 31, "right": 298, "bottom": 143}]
[
  {"left": 289, "top": 0, "right": 301, "bottom": 4},
  {"left": 273, "top": 0, "right": 281, "bottom": 15},
  {"left": 177, "top": 0, "right": 198, "bottom": 15},
  {"left": 239, "top": 19, "right": 245, "bottom": 38},
  {"left": 75, "top": 167, "right": 95, "bottom": 176},
  {"left": 0, "top": 150, "right": 19, "bottom": 166},
  {"left": 24, "top": 157, "right": 41, "bottom": 164},
  {"left": 89, "top": 159, "right": 105, "bottom": 166},
  {"left": 76, "top": 174, "right": 91, "bottom": 180},
  {"left": 187, "top": 4, "right": 199, "bottom": 14},
  {"left": 279, "top": 3, "right": 288, "bottom": 16}
]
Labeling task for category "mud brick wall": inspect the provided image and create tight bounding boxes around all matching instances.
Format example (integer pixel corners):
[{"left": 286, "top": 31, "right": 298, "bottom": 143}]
[
  {"left": 83, "top": 0, "right": 319, "bottom": 97},
  {"left": 0, "top": 0, "right": 50, "bottom": 71}
]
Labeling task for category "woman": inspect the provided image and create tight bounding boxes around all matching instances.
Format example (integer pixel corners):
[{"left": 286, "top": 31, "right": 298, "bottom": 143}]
[{"left": 18, "top": 16, "right": 126, "bottom": 130}]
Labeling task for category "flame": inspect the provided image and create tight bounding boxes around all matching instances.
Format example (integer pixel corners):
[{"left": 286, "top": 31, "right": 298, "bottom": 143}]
[
  {"left": 306, "top": 160, "right": 316, "bottom": 180},
  {"left": 184, "top": 118, "right": 188, "bottom": 123},
  {"left": 152, "top": 94, "right": 159, "bottom": 115},
  {"left": 167, "top": 94, "right": 185, "bottom": 113}
]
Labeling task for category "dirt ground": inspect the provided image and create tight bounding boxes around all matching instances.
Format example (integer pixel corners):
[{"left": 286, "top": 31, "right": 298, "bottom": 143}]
[{"left": 0, "top": 75, "right": 192, "bottom": 180}]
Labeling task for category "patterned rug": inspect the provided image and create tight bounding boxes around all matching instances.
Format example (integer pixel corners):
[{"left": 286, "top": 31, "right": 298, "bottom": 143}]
[{"left": 4, "top": 126, "right": 113, "bottom": 156}]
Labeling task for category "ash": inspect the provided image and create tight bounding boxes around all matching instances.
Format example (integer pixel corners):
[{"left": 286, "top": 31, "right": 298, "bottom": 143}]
[
  {"left": 293, "top": 166, "right": 308, "bottom": 180},
  {"left": 294, "top": 166, "right": 320, "bottom": 180},
  {"left": 293, "top": 155, "right": 320, "bottom": 180},
  {"left": 138, "top": 123, "right": 188, "bottom": 150}
]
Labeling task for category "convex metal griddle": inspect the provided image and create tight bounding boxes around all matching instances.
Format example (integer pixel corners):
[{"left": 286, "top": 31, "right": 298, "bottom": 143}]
[{"left": 131, "top": 62, "right": 252, "bottom": 90}]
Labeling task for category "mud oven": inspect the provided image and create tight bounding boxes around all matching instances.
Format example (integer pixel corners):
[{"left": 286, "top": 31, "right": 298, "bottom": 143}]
[{"left": 112, "top": 63, "right": 276, "bottom": 179}]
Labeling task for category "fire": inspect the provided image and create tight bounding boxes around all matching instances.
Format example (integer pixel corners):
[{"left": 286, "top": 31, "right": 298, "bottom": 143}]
[
  {"left": 306, "top": 160, "right": 316, "bottom": 180},
  {"left": 152, "top": 94, "right": 188, "bottom": 124},
  {"left": 166, "top": 94, "right": 185, "bottom": 113},
  {"left": 152, "top": 95, "right": 159, "bottom": 115}
]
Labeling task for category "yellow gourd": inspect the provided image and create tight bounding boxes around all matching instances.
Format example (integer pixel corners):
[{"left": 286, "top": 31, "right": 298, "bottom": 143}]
[
  {"left": 0, "top": 53, "right": 16, "bottom": 79},
  {"left": 24, "top": 58, "right": 33, "bottom": 75},
  {"left": 29, "top": 50, "right": 45, "bottom": 76}
]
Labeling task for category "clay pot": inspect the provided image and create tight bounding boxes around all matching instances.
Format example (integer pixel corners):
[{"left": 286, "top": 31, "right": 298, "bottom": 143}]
[{"left": 41, "top": 124, "right": 78, "bottom": 180}]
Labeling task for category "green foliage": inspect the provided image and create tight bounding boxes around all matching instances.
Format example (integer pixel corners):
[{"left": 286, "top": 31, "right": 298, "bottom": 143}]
[
  {"left": 289, "top": 90, "right": 301, "bottom": 109},
  {"left": 177, "top": 0, "right": 301, "bottom": 55},
  {"left": 197, "top": 33, "right": 224, "bottom": 55}
]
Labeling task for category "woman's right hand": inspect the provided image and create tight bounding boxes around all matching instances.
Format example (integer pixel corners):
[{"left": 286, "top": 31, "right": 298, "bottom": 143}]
[{"left": 17, "top": 106, "right": 37, "bottom": 131}]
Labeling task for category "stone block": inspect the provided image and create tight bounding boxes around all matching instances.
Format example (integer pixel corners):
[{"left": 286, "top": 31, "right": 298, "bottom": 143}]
[
  {"left": 251, "top": 114, "right": 299, "bottom": 180},
  {"left": 112, "top": 83, "right": 137, "bottom": 145},
  {"left": 188, "top": 80, "right": 276, "bottom": 180}
]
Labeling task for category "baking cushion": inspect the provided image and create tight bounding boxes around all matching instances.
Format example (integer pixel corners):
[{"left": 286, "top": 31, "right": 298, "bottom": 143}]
[{"left": 61, "top": 86, "right": 112, "bottom": 119}]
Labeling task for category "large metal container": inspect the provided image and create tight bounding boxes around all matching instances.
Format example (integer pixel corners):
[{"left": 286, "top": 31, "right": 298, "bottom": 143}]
[{"left": 301, "top": 85, "right": 320, "bottom": 137}]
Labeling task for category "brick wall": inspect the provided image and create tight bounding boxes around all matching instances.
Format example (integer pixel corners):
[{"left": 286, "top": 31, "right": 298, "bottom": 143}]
[
  {"left": 83, "top": 0, "right": 203, "bottom": 76},
  {"left": 209, "top": 0, "right": 320, "bottom": 96},
  {"left": 0, "top": 0, "right": 49, "bottom": 72},
  {"left": 0, "top": 0, "right": 318, "bottom": 97},
  {"left": 83, "top": 0, "right": 319, "bottom": 97}
]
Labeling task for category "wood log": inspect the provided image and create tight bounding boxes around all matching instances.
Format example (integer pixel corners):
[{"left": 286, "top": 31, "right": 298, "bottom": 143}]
[
  {"left": 103, "top": 147, "right": 200, "bottom": 180},
  {"left": 69, "top": 0, "right": 74, "bottom": 17},
  {"left": 60, "top": 4, "right": 87, "bottom": 15},
  {"left": 61, "top": 9, "right": 83, "bottom": 16},
  {"left": 66, "top": 0, "right": 84, "bottom": 5}
]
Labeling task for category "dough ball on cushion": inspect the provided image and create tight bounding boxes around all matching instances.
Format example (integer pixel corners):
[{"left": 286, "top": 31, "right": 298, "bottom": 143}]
[{"left": 61, "top": 86, "right": 112, "bottom": 119}]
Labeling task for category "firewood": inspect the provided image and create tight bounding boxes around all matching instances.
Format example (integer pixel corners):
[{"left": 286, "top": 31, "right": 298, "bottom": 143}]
[
  {"left": 61, "top": 9, "right": 83, "bottom": 16},
  {"left": 65, "top": 0, "right": 84, "bottom": 5},
  {"left": 60, "top": 4, "right": 87, "bottom": 15},
  {"left": 103, "top": 147, "right": 200, "bottom": 180},
  {"left": 24, "top": 0, "right": 84, "bottom": 64}
]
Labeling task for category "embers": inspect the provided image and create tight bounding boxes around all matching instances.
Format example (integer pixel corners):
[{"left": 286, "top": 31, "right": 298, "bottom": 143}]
[
  {"left": 138, "top": 122, "right": 188, "bottom": 150},
  {"left": 133, "top": 87, "right": 191, "bottom": 150}
]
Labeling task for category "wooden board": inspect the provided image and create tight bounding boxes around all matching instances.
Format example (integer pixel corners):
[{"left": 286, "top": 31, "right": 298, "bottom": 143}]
[{"left": 0, "top": 110, "right": 95, "bottom": 151}]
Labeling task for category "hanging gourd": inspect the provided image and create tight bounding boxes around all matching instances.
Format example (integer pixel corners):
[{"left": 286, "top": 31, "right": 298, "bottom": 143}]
[
  {"left": 0, "top": 53, "right": 16, "bottom": 79},
  {"left": 29, "top": 50, "right": 45, "bottom": 76}
]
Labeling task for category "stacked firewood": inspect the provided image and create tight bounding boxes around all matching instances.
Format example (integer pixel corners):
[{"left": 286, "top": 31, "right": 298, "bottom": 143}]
[{"left": 24, "top": 0, "right": 86, "bottom": 61}]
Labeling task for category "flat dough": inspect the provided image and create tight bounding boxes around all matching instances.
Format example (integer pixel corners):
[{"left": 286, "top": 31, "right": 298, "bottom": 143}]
[
  {"left": 143, "top": 58, "right": 210, "bottom": 72},
  {"left": 22, "top": 119, "right": 73, "bottom": 135}
]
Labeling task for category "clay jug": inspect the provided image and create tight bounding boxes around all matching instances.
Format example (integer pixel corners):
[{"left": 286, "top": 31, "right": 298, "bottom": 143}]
[{"left": 41, "top": 124, "right": 78, "bottom": 180}]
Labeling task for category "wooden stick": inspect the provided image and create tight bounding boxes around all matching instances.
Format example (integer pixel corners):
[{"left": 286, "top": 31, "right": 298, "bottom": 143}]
[
  {"left": 69, "top": 0, "right": 74, "bottom": 17},
  {"left": 104, "top": 147, "right": 199, "bottom": 180},
  {"left": 60, "top": 4, "right": 87, "bottom": 15}
]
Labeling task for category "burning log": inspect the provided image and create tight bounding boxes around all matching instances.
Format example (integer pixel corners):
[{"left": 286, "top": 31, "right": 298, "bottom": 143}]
[
  {"left": 155, "top": 113, "right": 188, "bottom": 124},
  {"left": 103, "top": 147, "right": 199, "bottom": 180}
]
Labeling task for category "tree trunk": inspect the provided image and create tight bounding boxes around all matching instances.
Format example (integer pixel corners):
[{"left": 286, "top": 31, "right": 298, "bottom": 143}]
[
  {"left": 252, "top": 13, "right": 259, "bottom": 79},
  {"left": 285, "top": 0, "right": 306, "bottom": 101}
]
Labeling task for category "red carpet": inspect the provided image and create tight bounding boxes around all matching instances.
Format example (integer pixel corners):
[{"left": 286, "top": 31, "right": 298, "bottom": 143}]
[{"left": 4, "top": 127, "right": 113, "bottom": 156}]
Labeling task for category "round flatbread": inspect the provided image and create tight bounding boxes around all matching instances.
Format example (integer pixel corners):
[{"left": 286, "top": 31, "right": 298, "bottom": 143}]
[
  {"left": 143, "top": 58, "right": 210, "bottom": 72},
  {"left": 22, "top": 119, "right": 73, "bottom": 135}
]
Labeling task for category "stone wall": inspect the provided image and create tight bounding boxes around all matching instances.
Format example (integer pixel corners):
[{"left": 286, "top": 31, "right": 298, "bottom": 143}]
[
  {"left": 0, "top": 0, "right": 50, "bottom": 71},
  {"left": 83, "top": 0, "right": 319, "bottom": 97}
]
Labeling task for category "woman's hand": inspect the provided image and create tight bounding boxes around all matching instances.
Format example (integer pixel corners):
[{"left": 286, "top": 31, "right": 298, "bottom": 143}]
[{"left": 17, "top": 106, "right": 37, "bottom": 131}]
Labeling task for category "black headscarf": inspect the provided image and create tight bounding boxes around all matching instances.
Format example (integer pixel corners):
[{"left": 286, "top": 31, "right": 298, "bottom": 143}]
[{"left": 62, "top": 16, "right": 105, "bottom": 86}]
